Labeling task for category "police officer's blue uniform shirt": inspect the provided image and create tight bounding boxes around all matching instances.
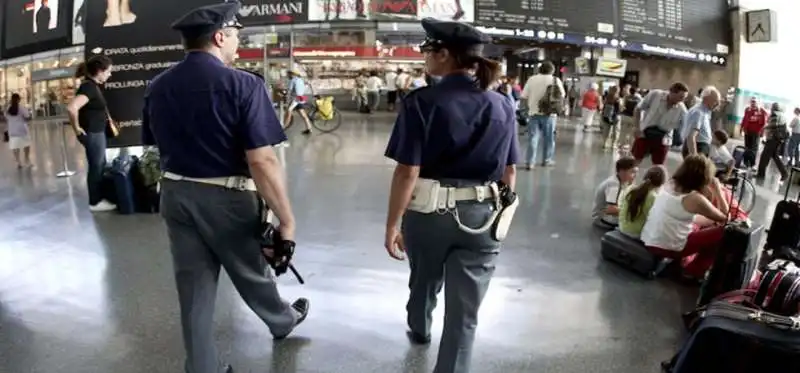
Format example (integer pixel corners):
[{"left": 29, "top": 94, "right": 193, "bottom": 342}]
[
  {"left": 142, "top": 1, "right": 286, "bottom": 178},
  {"left": 384, "top": 18, "right": 517, "bottom": 181},
  {"left": 384, "top": 73, "right": 519, "bottom": 181}
]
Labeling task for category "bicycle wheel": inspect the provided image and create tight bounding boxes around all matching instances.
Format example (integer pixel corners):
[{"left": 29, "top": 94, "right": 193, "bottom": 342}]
[
  {"left": 311, "top": 108, "right": 343, "bottom": 133},
  {"left": 730, "top": 178, "right": 757, "bottom": 215}
]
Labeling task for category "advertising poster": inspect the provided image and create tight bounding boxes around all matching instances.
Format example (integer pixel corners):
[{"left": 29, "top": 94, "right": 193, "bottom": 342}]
[
  {"left": 5, "top": 0, "right": 70, "bottom": 49},
  {"left": 72, "top": 0, "right": 86, "bottom": 44},
  {"left": 84, "top": 0, "right": 216, "bottom": 147},
  {"left": 307, "top": 0, "right": 473, "bottom": 22},
  {"left": 237, "top": 0, "right": 309, "bottom": 25}
]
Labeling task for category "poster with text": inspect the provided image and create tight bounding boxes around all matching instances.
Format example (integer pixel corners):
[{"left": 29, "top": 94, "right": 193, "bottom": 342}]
[
  {"left": 84, "top": 0, "right": 216, "bottom": 147},
  {"left": 307, "top": 0, "right": 472, "bottom": 22},
  {"left": 5, "top": 0, "right": 69, "bottom": 49}
]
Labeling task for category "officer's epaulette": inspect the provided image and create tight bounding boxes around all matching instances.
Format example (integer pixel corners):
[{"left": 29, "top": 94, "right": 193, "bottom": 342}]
[
  {"left": 401, "top": 85, "right": 433, "bottom": 103},
  {"left": 236, "top": 68, "right": 266, "bottom": 82}
]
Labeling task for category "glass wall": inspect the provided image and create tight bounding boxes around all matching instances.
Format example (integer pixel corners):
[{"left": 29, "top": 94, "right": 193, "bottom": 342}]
[
  {"left": 5, "top": 63, "right": 32, "bottom": 108},
  {"left": 0, "top": 46, "right": 83, "bottom": 117}
]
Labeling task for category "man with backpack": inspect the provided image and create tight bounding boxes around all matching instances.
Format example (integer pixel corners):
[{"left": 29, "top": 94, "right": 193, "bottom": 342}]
[{"left": 520, "top": 61, "right": 565, "bottom": 170}]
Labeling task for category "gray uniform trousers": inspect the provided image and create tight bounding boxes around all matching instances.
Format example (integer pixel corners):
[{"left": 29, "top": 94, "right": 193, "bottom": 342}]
[
  {"left": 403, "top": 193, "right": 501, "bottom": 373},
  {"left": 160, "top": 179, "right": 298, "bottom": 373}
]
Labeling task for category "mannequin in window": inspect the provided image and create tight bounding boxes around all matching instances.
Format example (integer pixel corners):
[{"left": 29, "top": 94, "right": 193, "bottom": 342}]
[
  {"left": 104, "top": 0, "right": 136, "bottom": 27},
  {"left": 34, "top": 0, "right": 51, "bottom": 34}
]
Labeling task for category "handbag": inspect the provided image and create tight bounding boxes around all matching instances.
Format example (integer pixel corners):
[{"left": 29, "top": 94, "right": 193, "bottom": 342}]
[
  {"left": 643, "top": 126, "right": 669, "bottom": 140},
  {"left": 94, "top": 84, "right": 119, "bottom": 138}
]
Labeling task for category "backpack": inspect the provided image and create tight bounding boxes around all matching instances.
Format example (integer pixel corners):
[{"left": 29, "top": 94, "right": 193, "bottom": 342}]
[
  {"left": 601, "top": 101, "right": 617, "bottom": 124},
  {"left": 538, "top": 76, "right": 564, "bottom": 115},
  {"left": 622, "top": 95, "right": 640, "bottom": 116},
  {"left": 138, "top": 147, "right": 161, "bottom": 187}
]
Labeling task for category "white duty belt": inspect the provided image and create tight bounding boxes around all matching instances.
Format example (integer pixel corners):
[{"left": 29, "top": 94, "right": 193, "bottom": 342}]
[{"left": 162, "top": 171, "right": 257, "bottom": 192}]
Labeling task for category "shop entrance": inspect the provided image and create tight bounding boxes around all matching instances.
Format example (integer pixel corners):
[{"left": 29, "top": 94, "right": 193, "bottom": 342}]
[{"left": 30, "top": 66, "right": 78, "bottom": 117}]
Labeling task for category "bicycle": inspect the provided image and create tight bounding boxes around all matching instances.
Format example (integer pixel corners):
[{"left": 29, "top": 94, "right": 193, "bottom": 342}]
[
  {"left": 281, "top": 92, "right": 343, "bottom": 133},
  {"left": 720, "top": 168, "right": 757, "bottom": 215}
]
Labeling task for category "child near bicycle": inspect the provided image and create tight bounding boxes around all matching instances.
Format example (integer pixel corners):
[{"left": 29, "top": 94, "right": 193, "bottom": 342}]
[{"left": 709, "top": 130, "right": 736, "bottom": 181}]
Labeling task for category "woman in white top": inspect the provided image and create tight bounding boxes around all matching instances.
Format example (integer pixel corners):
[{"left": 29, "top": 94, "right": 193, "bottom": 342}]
[
  {"left": 640, "top": 155, "right": 729, "bottom": 278},
  {"left": 5, "top": 93, "right": 33, "bottom": 168}
]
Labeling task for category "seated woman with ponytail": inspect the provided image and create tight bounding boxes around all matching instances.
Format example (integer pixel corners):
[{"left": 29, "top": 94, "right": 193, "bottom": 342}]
[
  {"left": 640, "top": 155, "right": 730, "bottom": 279},
  {"left": 618, "top": 165, "right": 667, "bottom": 239},
  {"left": 66, "top": 55, "right": 117, "bottom": 212}
]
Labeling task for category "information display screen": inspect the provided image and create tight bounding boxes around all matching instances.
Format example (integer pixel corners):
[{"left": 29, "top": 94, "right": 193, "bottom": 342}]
[
  {"left": 475, "top": 0, "right": 616, "bottom": 36},
  {"left": 618, "top": 0, "right": 729, "bottom": 53}
]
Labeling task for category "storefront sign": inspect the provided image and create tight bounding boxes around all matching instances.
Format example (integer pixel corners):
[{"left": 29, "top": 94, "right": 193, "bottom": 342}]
[
  {"left": 84, "top": 0, "right": 219, "bottom": 148},
  {"left": 238, "top": 0, "right": 309, "bottom": 25},
  {"left": 237, "top": 45, "right": 423, "bottom": 60},
  {"left": 595, "top": 57, "right": 627, "bottom": 78},
  {"left": 31, "top": 66, "right": 77, "bottom": 82}
]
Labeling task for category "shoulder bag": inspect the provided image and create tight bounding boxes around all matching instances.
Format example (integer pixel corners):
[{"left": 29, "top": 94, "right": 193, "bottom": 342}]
[{"left": 94, "top": 84, "right": 119, "bottom": 139}]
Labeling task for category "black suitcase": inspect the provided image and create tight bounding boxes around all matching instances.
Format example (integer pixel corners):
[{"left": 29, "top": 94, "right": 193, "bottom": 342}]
[
  {"left": 765, "top": 167, "right": 800, "bottom": 256},
  {"left": 601, "top": 229, "right": 667, "bottom": 279},
  {"left": 697, "top": 223, "right": 764, "bottom": 307},
  {"left": 664, "top": 300, "right": 800, "bottom": 373}
]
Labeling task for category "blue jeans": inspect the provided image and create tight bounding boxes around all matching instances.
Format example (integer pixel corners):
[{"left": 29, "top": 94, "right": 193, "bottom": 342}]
[
  {"left": 525, "top": 114, "right": 555, "bottom": 165},
  {"left": 78, "top": 131, "right": 107, "bottom": 205},
  {"left": 786, "top": 133, "right": 800, "bottom": 163}
]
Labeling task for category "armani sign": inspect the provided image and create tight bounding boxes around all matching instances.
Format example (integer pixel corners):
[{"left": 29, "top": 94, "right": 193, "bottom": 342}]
[{"left": 238, "top": 2, "right": 306, "bottom": 23}]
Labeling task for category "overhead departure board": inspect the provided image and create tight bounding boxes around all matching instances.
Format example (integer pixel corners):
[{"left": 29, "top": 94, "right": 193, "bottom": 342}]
[
  {"left": 618, "top": 0, "right": 729, "bottom": 53},
  {"left": 475, "top": 0, "right": 617, "bottom": 36}
]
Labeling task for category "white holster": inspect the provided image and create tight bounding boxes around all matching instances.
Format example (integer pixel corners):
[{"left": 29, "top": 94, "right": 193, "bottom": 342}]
[{"left": 407, "top": 179, "right": 518, "bottom": 240}]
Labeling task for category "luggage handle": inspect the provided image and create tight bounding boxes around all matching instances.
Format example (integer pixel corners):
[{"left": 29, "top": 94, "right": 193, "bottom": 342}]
[{"left": 784, "top": 167, "right": 800, "bottom": 201}]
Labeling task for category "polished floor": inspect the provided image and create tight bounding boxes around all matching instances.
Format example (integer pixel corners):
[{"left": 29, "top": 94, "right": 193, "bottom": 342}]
[{"left": 0, "top": 115, "right": 788, "bottom": 373}]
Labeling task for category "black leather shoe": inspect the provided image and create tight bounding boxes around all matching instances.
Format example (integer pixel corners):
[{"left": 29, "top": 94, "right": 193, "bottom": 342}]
[
  {"left": 274, "top": 298, "right": 310, "bottom": 340},
  {"left": 406, "top": 330, "right": 431, "bottom": 345},
  {"left": 224, "top": 365, "right": 234, "bottom": 373},
  {"left": 292, "top": 298, "right": 310, "bottom": 325}
]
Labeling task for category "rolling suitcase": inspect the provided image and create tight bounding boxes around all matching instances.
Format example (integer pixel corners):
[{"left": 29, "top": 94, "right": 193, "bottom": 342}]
[
  {"left": 697, "top": 222, "right": 764, "bottom": 307},
  {"left": 731, "top": 145, "right": 748, "bottom": 169},
  {"left": 601, "top": 229, "right": 668, "bottom": 279},
  {"left": 765, "top": 167, "right": 800, "bottom": 261},
  {"left": 110, "top": 154, "right": 137, "bottom": 215},
  {"left": 664, "top": 299, "right": 800, "bottom": 373}
]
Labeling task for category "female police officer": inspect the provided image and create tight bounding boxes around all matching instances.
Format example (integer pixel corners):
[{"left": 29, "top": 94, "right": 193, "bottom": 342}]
[{"left": 383, "top": 18, "right": 519, "bottom": 373}]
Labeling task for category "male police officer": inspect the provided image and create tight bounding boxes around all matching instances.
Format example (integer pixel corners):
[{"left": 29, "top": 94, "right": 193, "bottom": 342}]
[{"left": 142, "top": 3, "right": 309, "bottom": 373}]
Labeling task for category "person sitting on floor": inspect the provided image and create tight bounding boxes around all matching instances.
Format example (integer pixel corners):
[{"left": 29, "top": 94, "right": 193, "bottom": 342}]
[
  {"left": 592, "top": 156, "right": 638, "bottom": 229},
  {"left": 640, "top": 155, "right": 730, "bottom": 279},
  {"left": 709, "top": 129, "right": 735, "bottom": 180},
  {"left": 618, "top": 165, "right": 667, "bottom": 239}
]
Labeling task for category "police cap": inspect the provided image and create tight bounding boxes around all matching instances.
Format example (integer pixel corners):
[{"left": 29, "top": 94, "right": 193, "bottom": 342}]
[
  {"left": 419, "top": 18, "right": 492, "bottom": 52},
  {"left": 171, "top": 1, "right": 243, "bottom": 39}
]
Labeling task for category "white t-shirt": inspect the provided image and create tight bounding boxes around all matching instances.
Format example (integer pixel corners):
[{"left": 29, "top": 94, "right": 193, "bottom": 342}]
[
  {"left": 640, "top": 186, "right": 695, "bottom": 251},
  {"left": 6, "top": 107, "right": 31, "bottom": 138},
  {"left": 366, "top": 76, "right": 383, "bottom": 92},
  {"left": 521, "top": 73, "right": 565, "bottom": 116},
  {"left": 385, "top": 71, "right": 398, "bottom": 91},
  {"left": 710, "top": 144, "right": 733, "bottom": 168},
  {"left": 790, "top": 116, "right": 800, "bottom": 134},
  {"left": 396, "top": 73, "right": 411, "bottom": 90}
]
